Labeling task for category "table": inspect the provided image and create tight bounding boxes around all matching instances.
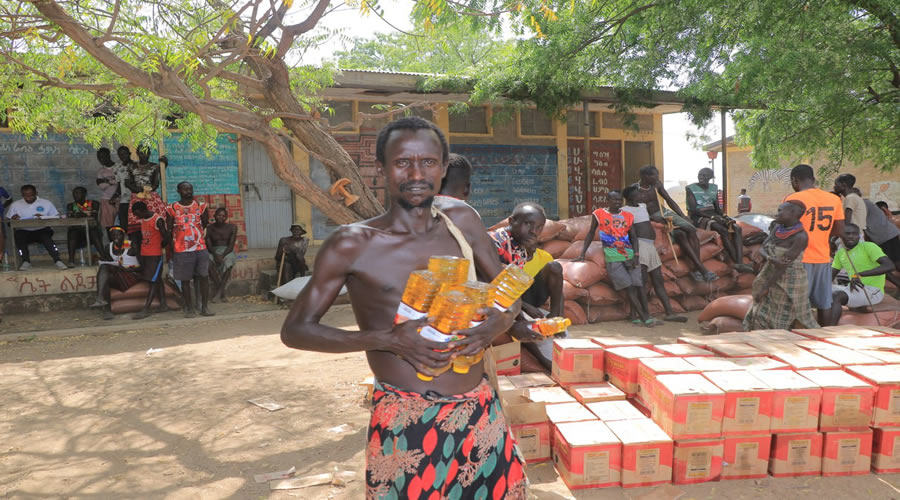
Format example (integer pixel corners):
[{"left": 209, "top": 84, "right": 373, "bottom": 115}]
[{"left": 5, "top": 217, "right": 98, "bottom": 269}]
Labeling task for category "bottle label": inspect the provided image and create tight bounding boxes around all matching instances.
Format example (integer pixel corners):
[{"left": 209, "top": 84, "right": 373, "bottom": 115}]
[
  {"left": 395, "top": 302, "right": 427, "bottom": 325},
  {"left": 419, "top": 326, "right": 460, "bottom": 343},
  {"left": 493, "top": 301, "right": 508, "bottom": 312}
]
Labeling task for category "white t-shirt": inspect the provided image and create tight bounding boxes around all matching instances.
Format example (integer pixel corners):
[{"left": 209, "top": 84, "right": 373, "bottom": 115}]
[
  {"left": 622, "top": 203, "right": 650, "bottom": 224},
  {"left": 6, "top": 197, "right": 60, "bottom": 231}
]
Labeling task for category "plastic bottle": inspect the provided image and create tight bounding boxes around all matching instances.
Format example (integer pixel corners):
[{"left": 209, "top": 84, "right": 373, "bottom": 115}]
[
  {"left": 428, "top": 255, "right": 469, "bottom": 288},
  {"left": 417, "top": 290, "right": 476, "bottom": 381},
  {"left": 394, "top": 270, "right": 441, "bottom": 324},
  {"left": 451, "top": 281, "right": 497, "bottom": 374},
  {"left": 490, "top": 264, "right": 534, "bottom": 310},
  {"left": 530, "top": 317, "right": 572, "bottom": 336}
]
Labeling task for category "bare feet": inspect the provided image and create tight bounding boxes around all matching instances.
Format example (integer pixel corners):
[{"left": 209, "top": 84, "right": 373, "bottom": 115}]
[
  {"left": 184, "top": 309, "right": 197, "bottom": 318},
  {"left": 132, "top": 311, "right": 151, "bottom": 320},
  {"left": 89, "top": 300, "right": 107, "bottom": 308},
  {"left": 199, "top": 309, "right": 216, "bottom": 317},
  {"left": 664, "top": 314, "right": 688, "bottom": 323},
  {"left": 102, "top": 310, "right": 114, "bottom": 320}
]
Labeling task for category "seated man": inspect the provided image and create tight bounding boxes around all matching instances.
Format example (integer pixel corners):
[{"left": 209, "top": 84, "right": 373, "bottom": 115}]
[
  {"left": 92, "top": 227, "right": 142, "bottom": 320},
  {"left": 859, "top": 190, "right": 900, "bottom": 291},
  {"left": 488, "top": 202, "right": 564, "bottom": 368},
  {"left": 65, "top": 186, "right": 104, "bottom": 267},
  {"left": 206, "top": 208, "right": 238, "bottom": 302},
  {"left": 829, "top": 223, "right": 895, "bottom": 324},
  {"left": 631, "top": 165, "right": 717, "bottom": 282},
  {"left": 686, "top": 168, "right": 753, "bottom": 273},
  {"left": 6, "top": 184, "right": 66, "bottom": 270},
  {"left": 275, "top": 223, "right": 309, "bottom": 284},
  {"left": 744, "top": 201, "right": 819, "bottom": 330},
  {"left": 577, "top": 190, "right": 659, "bottom": 327},
  {"left": 622, "top": 186, "right": 687, "bottom": 322}
]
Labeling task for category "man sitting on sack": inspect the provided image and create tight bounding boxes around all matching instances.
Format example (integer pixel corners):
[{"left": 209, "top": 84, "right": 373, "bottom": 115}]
[{"left": 829, "top": 222, "right": 896, "bottom": 325}]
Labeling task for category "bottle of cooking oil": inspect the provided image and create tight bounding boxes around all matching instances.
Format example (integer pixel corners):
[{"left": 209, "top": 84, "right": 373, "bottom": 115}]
[
  {"left": 417, "top": 290, "right": 477, "bottom": 381},
  {"left": 530, "top": 317, "right": 571, "bottom": 336},
  {"left": 490, "top": 264, "right": 534, "bottom": 311},
  {"left": 428, "top": 255, "right": 469, "bottom": 289},
  {"left": 394, "top": 270, "right": 441, "bottom": 324},
  {"left": 451, "top": 281, "right": 497, "bottom": 374}
]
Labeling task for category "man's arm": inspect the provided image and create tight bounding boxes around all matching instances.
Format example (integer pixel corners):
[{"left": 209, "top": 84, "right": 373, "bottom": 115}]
[
  {"left": 124, "top": 168, "right": 140, "bottom": 194},
  {"left": 156, "top": 218, "right": 171, "bottom": 246},
  {"left": 857, "top": 256, "right": 895, "bottom": 278},
  {"left": 45, "top": 201, "right": 59, "bottom": 218},
  {"left": 627, "top": 224, "right": 640, "bottom": 268},
  {"left": 657, "top": 184, "right": 689, "bottom": 219},
  {"left": 200, "top": 206, "right": 210, "bottom": 228},
  {"left": 224, "top": 225, "right": 237, "bottom": 256},
  {"left": 280, "top": 227, "right": 453, "bottom": 371},
  {"left": 575, "top": 216, "right": 599, "bottom": 261}
]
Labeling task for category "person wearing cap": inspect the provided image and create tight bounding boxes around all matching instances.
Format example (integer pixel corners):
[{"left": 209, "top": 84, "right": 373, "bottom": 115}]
[
  {"left": 686, "top": 167, "right": 753, "bottom": 273},
  {"left": 275, "top": 223, "right": 309, "bottom": 284}
]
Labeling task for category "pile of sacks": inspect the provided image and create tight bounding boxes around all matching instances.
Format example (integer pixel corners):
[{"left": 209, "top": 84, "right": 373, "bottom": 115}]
[
  {"left": 699, "top": 294, "right": 900, "bottom": 334},
  {"left": 490, "top": 215, "right": 898, "bottom": 326}
]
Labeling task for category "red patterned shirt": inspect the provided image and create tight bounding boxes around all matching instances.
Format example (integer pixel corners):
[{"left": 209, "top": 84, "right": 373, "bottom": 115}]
[{"left": 166, "top": 200, "right": 207, "bottom": 253}]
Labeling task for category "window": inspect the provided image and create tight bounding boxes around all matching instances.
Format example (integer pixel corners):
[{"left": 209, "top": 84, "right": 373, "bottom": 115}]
[
  {"left": 396, "top": 103, "right": 435, "bottom": 122},
  {"left": 519, "top": 108, "right": 554, "bottom": 136},
  {"left": 566, "top": 110, "right": 598, "bottom": 137},
  {"left": 602, "top": 112, "right": 654, "bottom": 132},
  {"left": 450, "top": 106, "right": 489, "bottom": 134},
  {"left": 322, "top": 101, "right": 353, "bottom": 128}
]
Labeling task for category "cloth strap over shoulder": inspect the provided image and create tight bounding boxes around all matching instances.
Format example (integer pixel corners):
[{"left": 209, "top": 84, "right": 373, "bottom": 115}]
[{"left": 432, "top": 206, "right": 477, "bottom": 281}]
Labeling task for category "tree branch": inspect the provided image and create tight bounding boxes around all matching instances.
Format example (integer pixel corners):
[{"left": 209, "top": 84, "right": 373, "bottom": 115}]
[
  {"left": 96, "top": 0, "right": 121, "bottom": 43},
  {"left": 276, "top": 0, "right": 331, "bottom": 57}
]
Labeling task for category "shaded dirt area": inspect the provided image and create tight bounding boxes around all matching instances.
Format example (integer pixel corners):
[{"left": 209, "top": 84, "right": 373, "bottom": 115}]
[{"left": 2, "top": 308, "right": 900, "bottom": 499}]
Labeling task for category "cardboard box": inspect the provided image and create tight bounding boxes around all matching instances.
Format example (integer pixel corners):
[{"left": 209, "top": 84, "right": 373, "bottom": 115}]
[
  {"left": 769, "top": 432, "right": 823, "bottom": 477},
  {"left": 861, "top": 350, "right": 900, "bottom": 364},
  {"left": 845, "top": 364, "right": 900, "bottom": 428},
  {"left": 604, "top": 346, "right": 663, "bottom": 397},
  {"left": 811, "top": 347, "right": 883, "bottom": 366},
  {"left": 651, "top": 343, "right": 713, "bottom": 357},
  {"left": 710, "top": 343, "right": 768, "bottom": 358},
  {"left": 497, "top": 375, "right": 517, "bottom": 396},
  {"left": 636, "top": 357, "right": 699, "bottom": 407},
  {"left": 653, "top": 374, "right": 725, "bottom": 440},
  {"left": 794, "top": 328, "right": 846, "bottom": 340},
  {"left": 526, "top": 386, "right": 577, "bottom": 405},
  {"left": 794, "top": 340, "right": 832, "bottom": 350},
  {"left": 551, "top": 338, "right": 605, "bottom": 386},
  {"left": 753, "top": 370, "right": 822, "bottom": 433},
  {"left": 868, "top": 326, "right": 900, "bottom": 336},
  {"left": 704, "top": 371, "right": 773, "bottom": 435},
  {"left": 506, "top": 372, "right": 555, "bottom": 388},
  {"left": 683, "top": 356, "right": 741, "bottom": 372},
  {"left": 678, "top": 334, "right": 752, "bottom": 348},
  {"left": 502, "top": 393, "right": 551, "bottom": 463},
  {"left": 822, "top": 430, "right": 872, "bottom": 476},
  {"left": 872, "top": 427, "right": 900, "bottom": 473},
  {"left": 757, "top": 330, "right": 806, "bottom": 341},
  {"left": 826, "top": 337, "right": 900, "bottom": 351},
  {"left": 728, "top": 356, "right": 791, "bottom": 371},
  {"left": 492, "top": 341, "right": 521, "bottom": 376},
  {"left": 771, "top": 349, "right": 840, "bottom": 370},
  {"left": 568, "top": 383, "right": 626, "bottom": 404},
  {"left": 546, "top": 402, "right": 597, "bottom": 426},
  {"left": 672, "top": 438, "right": 723, "bottom": 484},
  {"left": 607, "top": 418, "right": 673, "bottom": 487},
  {"left": 822, "top": 325, "right": 883, "bottom": 336},
  {"left": 553, "top": 420, "right": 622, "bottom": 489},
  {"left": 801, "top": 369, "right": 875, "bottom": 431},
  {"left": 591, "top": 336, "right": 652, "bottom": 348},
  {"left": 587, "top": 400, "right": 647, "bottom": 422},
  {"left": 546, "top": 402, "right": 598, "bottom": 447},
  {"left": 722, "top": 434, "right": 772, "bottom": 480}
]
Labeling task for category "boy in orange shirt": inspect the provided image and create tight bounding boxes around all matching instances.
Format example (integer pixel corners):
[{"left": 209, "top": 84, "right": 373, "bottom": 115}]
[{"left": 785, "top": 164, "right": 845, "bottom": 325}]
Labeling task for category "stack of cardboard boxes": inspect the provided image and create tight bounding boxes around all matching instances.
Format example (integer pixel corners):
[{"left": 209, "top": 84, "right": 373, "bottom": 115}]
[{"left": 489, "top": 326, "right": 900, "bottom": 492}]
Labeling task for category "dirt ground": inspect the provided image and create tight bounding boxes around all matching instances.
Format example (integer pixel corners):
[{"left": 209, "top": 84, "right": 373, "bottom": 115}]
[{"left": 2, "top": 306, "right": 900, "bottom": 499}]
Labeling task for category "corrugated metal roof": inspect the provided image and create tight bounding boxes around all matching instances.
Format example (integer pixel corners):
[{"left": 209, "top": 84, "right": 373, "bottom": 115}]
[{"left": 338, "top": 68, "right": 439, "bottom": 77}]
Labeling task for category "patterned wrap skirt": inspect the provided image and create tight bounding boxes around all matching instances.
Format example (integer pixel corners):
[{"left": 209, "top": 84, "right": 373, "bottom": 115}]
[
  {"left": 743, "top": 243, "right": 820, "bottom": 330},
  {"left": 366, "top": 377, "right": 527, "bottom": 500}
]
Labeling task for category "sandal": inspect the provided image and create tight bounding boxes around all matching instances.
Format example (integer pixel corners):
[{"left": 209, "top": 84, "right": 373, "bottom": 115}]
[
  {"left": 690, "top": 271, "right": 705, "bottom": 282},
  {"left": 703, "top": 271, "right": 719, "bottom": 282}
]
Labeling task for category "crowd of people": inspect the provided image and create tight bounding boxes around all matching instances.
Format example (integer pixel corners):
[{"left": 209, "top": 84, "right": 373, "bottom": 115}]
[{"left": 0, "top": 146, "right": 301, "bottom": 320}]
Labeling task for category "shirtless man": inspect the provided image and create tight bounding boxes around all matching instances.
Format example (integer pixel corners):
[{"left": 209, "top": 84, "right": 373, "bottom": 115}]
[
  {"left": 205, "top": 208, "right": 237, "bottom": 302},
  {"left": 686, "top": 167, "right": 753, "bottom": 273},
  {"left": 281, "top": 117, "right": 528, "bottom": 499},
  {"left": 630, "top": 165, "right": 717, "bottom": 282},
  {"left": 622, "top": 186, "right": 688, "bottom": 322}
]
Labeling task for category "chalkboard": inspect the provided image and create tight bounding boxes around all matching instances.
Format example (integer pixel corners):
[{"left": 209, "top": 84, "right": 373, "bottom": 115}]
[
  {"left": 450, "top": 144, "right": 558, "bottom": 225},
  {"left": 163, "top": 133, "right": 239, "bottom": 202},
  {"left": 0, "top": 132, "right": 105, "bottom": 213},
  {"left": 566, "top": 140, "right": 622, "bottom": 216}
]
